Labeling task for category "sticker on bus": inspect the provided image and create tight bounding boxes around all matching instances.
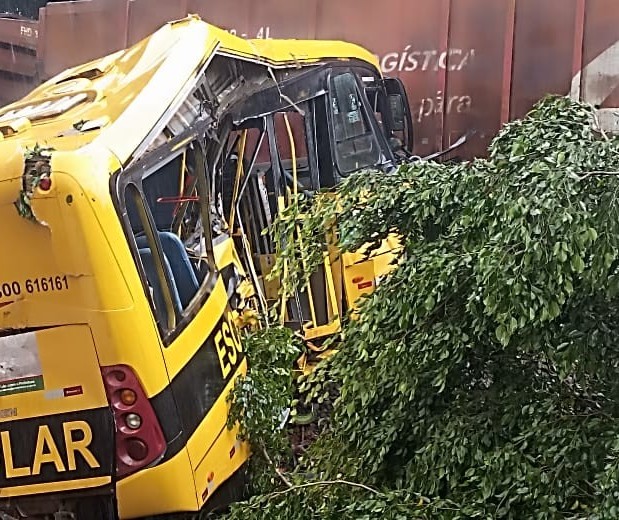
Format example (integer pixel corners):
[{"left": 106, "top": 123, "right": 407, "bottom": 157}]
[{"left": 0, "top": 332, "right": 44, "bottom": 396}]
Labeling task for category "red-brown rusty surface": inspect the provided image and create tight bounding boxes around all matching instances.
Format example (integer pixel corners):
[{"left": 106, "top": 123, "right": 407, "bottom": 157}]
[
  {"left": 0, "top": 74, "right": 36, "bottom": 102},
  {"left": 0, "top": 46, "right": 36, "bottom": 76},
  {"left": 0, "top": 17, "right": 39, "bottom": 102},
  {"left": 37, "top": 0, "right": 128, "bottom": 80},
  {"left": 510, "top": 0, "right": 580, "bottom": 120},
  {"left": 126, "top": 0, "right": 187, "bottom": 45},
  {"left": 442, "top": 0, "right": 510, "bottom": 158},
  {"left": 317, "top": 0, "right": 448, "bottom": 157},
  {"left": 580, "top": 0, "right": 619, "bottom": 109},
  {"left": 0, "top": 17, "right": 38, "bottom": 50},
  {"left": 186, "top": 0, "right": 253, "bottom": 39},
  {"left": 0, "top": 0, "right": 619, "bottom": 159}
]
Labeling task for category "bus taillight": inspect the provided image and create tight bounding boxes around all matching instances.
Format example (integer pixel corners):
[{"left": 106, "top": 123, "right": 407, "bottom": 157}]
[{"left": 101, "top": 365, "right": 166, "bottom": 478}]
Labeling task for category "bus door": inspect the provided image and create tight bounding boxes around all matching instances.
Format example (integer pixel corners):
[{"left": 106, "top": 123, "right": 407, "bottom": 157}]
[
  {"left": 117, "top": 128, "right": 248, "bottom": 507},
  {"left": 266, "top": 105, "right": 343, "bottom": 343},
  {"left": 223, "top": 99, "right": 341, "bottom": 345},
  {"left": 325, "top": 69, "right": 404, "bottom": 310}
]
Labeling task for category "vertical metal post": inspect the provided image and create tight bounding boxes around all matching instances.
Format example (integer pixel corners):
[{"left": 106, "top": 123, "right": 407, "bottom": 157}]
[
  {"left": 500, "top": 0, "right": 517, "bottom": 125},
  {"left": 438, "top": 0, "right": 452, "bottom": 153},
  {"left": 571, "top": 0, "right": 586, "bottom": 101}
]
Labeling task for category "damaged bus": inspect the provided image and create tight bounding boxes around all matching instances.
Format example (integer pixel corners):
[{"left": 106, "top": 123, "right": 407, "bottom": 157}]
[{"left": 0, "top": 14, "right": 412, "bottom": 519}]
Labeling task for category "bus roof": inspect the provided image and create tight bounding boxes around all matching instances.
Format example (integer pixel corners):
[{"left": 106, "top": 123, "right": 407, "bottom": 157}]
[
  {"left": 0, "top": 15, "right": 380, "bottom": 170},
  {"left": 226, "top": 36, "right": 379, "bottom": 70}
]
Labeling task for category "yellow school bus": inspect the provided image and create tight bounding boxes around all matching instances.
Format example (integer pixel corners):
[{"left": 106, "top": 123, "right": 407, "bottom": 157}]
[{"left": 0, "top": 15, "right": 411, "bottom": 519}]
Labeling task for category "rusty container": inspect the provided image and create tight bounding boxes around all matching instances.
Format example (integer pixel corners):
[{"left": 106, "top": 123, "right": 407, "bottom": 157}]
[{"left": 0, "top": 0, "right": 618, "bottom": 158}]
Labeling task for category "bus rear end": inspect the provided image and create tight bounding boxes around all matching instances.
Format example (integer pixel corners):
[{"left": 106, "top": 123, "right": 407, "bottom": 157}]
[{"left": 0, "top": 143, "right": 118, "bottom": 518}]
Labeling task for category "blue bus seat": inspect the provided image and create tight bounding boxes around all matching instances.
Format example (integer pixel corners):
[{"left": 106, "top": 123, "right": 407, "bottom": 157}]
[
  {"left": 136, "top": 232, "right": 199, "bottom": 309},
  {"left": 138, "top": 247, "right": 182, "bottom": 326},
  {"left": 158, "top": 231, "right": 199, "bottom": 307}
]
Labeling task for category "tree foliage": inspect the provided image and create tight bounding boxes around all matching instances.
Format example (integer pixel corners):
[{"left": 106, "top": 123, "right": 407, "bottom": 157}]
[
  {"left": 223, "top": 96, "right": 619, "bottom": 518},
  {"left": 226, "top": 326, "right": 302, "bottom": 494}
]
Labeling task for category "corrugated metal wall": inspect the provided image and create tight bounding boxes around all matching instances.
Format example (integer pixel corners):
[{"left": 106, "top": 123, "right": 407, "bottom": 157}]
[{"left": 1, "top": 0, "right": 619, "bottom": 159}]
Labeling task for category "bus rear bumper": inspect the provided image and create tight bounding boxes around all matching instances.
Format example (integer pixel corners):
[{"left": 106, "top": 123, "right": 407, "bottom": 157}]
[{"left": 0, "top": 483, "right": 117, "bottom": 519}]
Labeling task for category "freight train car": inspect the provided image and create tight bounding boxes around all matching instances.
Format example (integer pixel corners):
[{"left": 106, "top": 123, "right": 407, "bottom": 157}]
[{"left": 0, "top": 0, "right": 618, "bottom": 160}]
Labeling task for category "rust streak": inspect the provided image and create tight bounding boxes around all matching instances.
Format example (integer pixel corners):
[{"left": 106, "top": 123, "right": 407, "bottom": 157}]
[
  {"left": 438, "top": 0, "right": 452, "bottom": 152},
  {"left": 500, "top": 0, "right": 516, "bottom": 124},
  {"left": 571, "top": 0, "right": 586, "bottom": 100}
]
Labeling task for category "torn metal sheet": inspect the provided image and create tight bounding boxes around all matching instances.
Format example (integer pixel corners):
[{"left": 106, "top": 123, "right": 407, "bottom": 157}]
[{"left": 14, "top": 143, "right": 53, "bottom": 225}]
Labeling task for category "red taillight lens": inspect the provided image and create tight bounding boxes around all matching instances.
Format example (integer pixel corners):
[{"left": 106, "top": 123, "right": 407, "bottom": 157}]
[
  {"left": 120, "top": 389, "right": 137, "bottom": 406},
  {"left": 126, "top": 438, "right": 148, "bottom": 461},
  {"left": 101, "top": 365, "right": 166, "bottom": 478},
  {"left": 38, "top": 176, "right": 52, "bottom": 191}
]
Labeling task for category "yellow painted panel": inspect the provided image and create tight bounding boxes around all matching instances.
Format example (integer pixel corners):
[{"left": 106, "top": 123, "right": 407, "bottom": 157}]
[
  {"left": 194, "top": 420, "right": 250, "bottom": 510},
  {"left": 343, "top": 259, "right": 377, "bottom": 309},
  {"left": 0, "top": 156, "right": 170, "bottom": 397},
  {"left": 304, "top": 319, "right": 342, "bottom": 341},
  {"left": 0, "top": 325, "right": 107, "bottom": 420},
  {"left": 185, "top": 358, "right": 248, "bottom": 470},
  {"left": 116, "top": 448, "right": 198, "bottom": 519},
  {"left": 163, "top": 278, "right": 228, "bottom": 381},
  {"left": 0, "top": 476, "right": 110, "bottom": 498}
]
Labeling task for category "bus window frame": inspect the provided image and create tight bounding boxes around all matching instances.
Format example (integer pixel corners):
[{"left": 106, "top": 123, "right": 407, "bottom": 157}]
[
  {"left": 266, "top": 114, "right": 286, "bottom": 205},
  {"left": 228, "top": 119, "right": 273, "bottom": 316},
  {"left": 325, "top": 68, "right": 395, "bottom": 177},
  {"left": 383, "top": 76, "right": 414, "bottom": 154},
  {"left": 206, "top": 116, "right": 235, "bottom": 227},
  {"left": 218, "top": 120, "right": 268, "bottom": 234},
  {"left": 112, "top": 121, "right": 219, "bottom": 345},
  {"left": 360, "top": 72, "right": 393, "bottom": 134},
  {"left": 124, "top": 181, "right": 179, "bottom": 331},
  {"left": 269, "top": 102, "right": 320, "bottom": 194},
  {"left": 305, "top": 98, "right": 321, "bottom": 191}
]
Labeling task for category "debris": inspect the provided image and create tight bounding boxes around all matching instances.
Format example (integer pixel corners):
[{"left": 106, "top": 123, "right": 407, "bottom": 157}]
[{"left": 14, "top": 143, "right": 54, "bottom": 224}]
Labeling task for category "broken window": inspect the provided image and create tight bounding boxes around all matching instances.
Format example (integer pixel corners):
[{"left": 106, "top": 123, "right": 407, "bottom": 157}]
[
  {"left": 226, "top": 123, "right": 274, "bottom": 254},
  {"left": 141, "top": 54, "right": 270, "bottom": 158},
  {"left": 123, "top": 141, "right": 214, "bottom": 336},
  {"left": 272, "top": 110, "right": 315, "bottom": 192}
]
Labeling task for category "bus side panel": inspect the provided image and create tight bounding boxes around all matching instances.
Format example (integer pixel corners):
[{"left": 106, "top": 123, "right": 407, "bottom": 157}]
[
  {"left": 166, "top": 293, "right": 245, "bottom": 461},
  {"left": 156, "top": 271, "right": 249, "bottom": 510},
  {"left": 116, "top": 447, "right": 198, "bottom": 519},
  {"left": 194, "top": 414, "right": 249, "bottom": 509},
  {"left": 0, "top": 326, "right": 115, "bottom": 499}
]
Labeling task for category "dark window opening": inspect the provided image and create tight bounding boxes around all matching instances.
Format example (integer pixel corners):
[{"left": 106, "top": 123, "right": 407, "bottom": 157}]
[
  {"left": 272, "top": 110, "right": 313, "bottom": 192},
  {"left": 124, "top": 143, "right": 214, "bottom": 335}
]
